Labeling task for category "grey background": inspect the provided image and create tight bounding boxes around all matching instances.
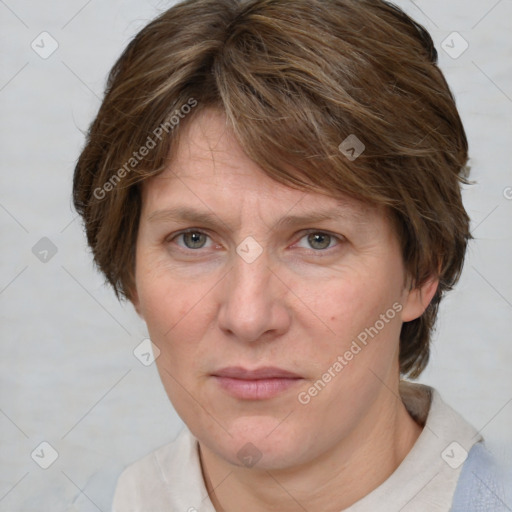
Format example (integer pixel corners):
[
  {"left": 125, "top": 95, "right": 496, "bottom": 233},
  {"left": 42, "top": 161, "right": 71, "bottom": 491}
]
[{"left": 1, "top": 0, "right": 511, "bottom": 510}]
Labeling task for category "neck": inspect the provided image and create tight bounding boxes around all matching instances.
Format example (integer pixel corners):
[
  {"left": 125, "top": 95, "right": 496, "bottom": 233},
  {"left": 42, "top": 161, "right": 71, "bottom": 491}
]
[{"left": 199, "top": 385, "right": 423, "bottom": 512}]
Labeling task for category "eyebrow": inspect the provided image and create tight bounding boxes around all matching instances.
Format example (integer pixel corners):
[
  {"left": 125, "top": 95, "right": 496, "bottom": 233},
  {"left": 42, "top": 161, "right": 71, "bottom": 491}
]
[{"left": 146, "top": 204, "right": 368, "bottom": 231}]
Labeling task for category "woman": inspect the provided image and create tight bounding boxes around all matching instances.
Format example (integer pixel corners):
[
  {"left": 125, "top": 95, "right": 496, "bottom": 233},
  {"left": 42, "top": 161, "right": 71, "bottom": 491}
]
[{"left": 72, "top": 0, "right": 509, "bottom": 510}]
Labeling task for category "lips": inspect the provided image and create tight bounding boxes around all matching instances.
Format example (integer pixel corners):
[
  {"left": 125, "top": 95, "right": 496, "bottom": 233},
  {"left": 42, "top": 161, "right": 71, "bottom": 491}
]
[
  {"left": 211, "top": 366, "right": 303, "bottom": 400},
  {"left": 213, "top": 366, "right": 302, "bottom": 380}
]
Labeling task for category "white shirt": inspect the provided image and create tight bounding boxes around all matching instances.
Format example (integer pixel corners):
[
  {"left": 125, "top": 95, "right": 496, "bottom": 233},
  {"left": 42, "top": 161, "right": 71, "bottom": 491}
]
[{"left": 112, "top": 381, "right": 482, "bottom": 512}]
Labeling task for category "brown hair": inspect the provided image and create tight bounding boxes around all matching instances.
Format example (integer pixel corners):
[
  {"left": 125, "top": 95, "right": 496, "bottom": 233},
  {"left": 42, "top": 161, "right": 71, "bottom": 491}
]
[{"left": 72, "top": 0, "right": 471, "bottom": 378}]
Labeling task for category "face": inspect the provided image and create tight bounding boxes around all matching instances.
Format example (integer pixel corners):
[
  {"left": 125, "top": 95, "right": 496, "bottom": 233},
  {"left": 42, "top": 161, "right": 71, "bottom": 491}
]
[{"left": 132, "top": 109, "right": 432, "bottom": 470}]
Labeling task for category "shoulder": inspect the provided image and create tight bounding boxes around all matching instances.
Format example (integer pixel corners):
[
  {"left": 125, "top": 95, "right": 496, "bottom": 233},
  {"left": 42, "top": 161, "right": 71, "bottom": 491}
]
[
  {"left": 451, "top": 441, "right": 512, "bottom": 512},
  {"left": 113, "top": 443, "right": 172, "bottom": 497},
  {"left": 112, "top": 428, "right": 201, "bottom": 512}
]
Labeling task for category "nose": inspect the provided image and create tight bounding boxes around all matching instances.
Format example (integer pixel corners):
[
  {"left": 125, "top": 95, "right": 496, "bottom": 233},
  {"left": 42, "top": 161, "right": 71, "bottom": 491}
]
[{"left": 217, "top": 248, "right": 291, "bottom": 344}]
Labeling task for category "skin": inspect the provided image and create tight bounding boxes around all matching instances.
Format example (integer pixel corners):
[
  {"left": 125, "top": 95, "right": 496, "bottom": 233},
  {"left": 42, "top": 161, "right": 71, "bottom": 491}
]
[{"left": 131, "top": 108, "right": 438, "bottom": 511}]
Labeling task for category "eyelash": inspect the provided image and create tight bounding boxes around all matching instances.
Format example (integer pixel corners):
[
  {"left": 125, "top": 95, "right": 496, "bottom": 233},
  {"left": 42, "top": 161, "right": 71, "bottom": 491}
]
[{"left": 167, "top": 229, "right": 344, "bottom": 254}]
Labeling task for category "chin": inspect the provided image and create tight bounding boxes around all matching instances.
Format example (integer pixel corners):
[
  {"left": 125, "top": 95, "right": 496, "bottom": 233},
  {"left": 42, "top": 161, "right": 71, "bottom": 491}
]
[{"left": 196, "top": 415, "right": 314, "bottom": 470}]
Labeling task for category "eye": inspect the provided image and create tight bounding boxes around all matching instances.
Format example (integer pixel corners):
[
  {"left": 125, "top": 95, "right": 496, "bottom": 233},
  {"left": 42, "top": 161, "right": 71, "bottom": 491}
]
[
  {"left": 295, "top": 231, "right": 341, "bottom": 251},
  {"left": 172, "top": 230, "right": 212, "bottom": 250}
]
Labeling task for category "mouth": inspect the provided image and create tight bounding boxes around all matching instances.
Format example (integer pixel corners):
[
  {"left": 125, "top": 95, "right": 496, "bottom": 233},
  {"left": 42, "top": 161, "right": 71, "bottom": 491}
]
[{"left": 211, "top": 366, "right": 304, "bottom": 400}]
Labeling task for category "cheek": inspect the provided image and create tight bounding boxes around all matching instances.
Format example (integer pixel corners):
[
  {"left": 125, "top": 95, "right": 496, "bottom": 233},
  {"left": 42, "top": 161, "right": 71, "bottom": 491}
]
[
  {"left": 294, "top": 274, "right": 404, "bottom": 416},
  {"left": 312, "top": 270, "right": 399, "bottom": 328},
  {"left": 135, "top": 260, "right": 217, "bottom": 377},
  {"left": 300, "top": 267, "right": 404, "bottom": 370},
  {"left": 136, "top": 255, "right": 201, "bottom": 336}
]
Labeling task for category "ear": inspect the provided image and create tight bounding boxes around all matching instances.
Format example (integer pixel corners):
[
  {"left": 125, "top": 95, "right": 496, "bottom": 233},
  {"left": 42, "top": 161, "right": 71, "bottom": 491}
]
[{"left": 401, "top": 275, "right": 439, "bottom": 322}]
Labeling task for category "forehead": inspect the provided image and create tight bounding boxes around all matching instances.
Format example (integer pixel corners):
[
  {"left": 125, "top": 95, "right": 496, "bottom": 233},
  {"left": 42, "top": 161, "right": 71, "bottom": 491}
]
[{"left": 140, "top": 108, "right": 382, "bottom": 226}]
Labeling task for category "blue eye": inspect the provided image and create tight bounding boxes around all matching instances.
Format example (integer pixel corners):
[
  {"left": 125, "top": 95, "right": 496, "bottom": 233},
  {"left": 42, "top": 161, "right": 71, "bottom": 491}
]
[
  {"left": 168, "top": 229, "right": 342, "bottom": 253},
  {"left": 175, "top": 230, "right": 210, "bottom": 249},
  {"left": 296, "top": 232, "right": 340, "bottom": 251}
]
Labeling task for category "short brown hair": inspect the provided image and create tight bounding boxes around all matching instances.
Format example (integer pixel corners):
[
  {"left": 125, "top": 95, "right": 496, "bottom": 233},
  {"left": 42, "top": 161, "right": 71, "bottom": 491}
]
[{"left": 72, "top": 0, "right": 471, "bottom": 378}]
